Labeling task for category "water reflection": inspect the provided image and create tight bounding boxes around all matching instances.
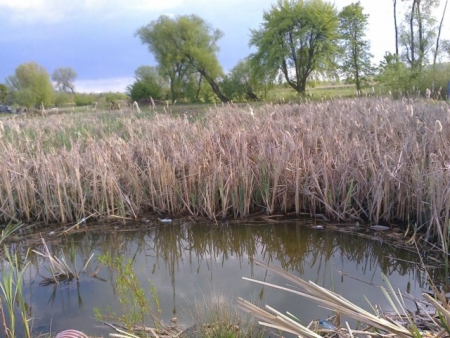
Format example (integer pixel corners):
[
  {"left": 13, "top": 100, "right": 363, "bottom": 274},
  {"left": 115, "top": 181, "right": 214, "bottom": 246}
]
[{"left": 2, "top": 218, "right": 443, "bottom": 336}]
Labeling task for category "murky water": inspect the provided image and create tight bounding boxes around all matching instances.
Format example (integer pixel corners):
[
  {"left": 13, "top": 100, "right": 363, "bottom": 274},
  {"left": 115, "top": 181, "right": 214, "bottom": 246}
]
[{"left": 2, "top": 217, "right": 444, "bottom": 336}]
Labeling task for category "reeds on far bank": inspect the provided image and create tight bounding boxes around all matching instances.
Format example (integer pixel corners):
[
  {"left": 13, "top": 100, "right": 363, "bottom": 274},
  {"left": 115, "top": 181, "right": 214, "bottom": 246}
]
[{"left": 0, "top": 98, "right": 449, "bottom": 240}]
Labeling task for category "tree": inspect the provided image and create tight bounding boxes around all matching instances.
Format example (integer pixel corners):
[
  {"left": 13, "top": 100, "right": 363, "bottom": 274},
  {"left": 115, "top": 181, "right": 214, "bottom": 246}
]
[
  {"left": 377, "top": 52, "right": 413, "bottom": 94},
  {"left": 442, "top": 39, "right": 450, "bottom": 59},
  {"left": 338, "top": 2, "right": 373, "bottom": 91},
  {"left": 399, "top": 0, "right": 440, "bottom": 70},
  {"left": 127, "top": 66, "right": 166, "bottom": 101},
  {"left": 52, "top": 67, "right": 77, "bottom": 93},
  {"left": 433, "top": 0, "right": 448, "bottom": 64},
  {"left": 6, "top": 62, "right": 54, "bottom": 108},
  {"left": 134, "top": 66, "right": 166, "bottom": 87},
  {"left": 0, "top": 84, "right": 8, "bottom": 104},
  {"left": 136, "top": 16, "right": 190, "bottom": 103},
  {"left": 222, "top": 59, "right": 261, "bottom": 101},
  {"left": 136, "top": 15, "right": 230, "bottom": 103},
  {"left": 249, "top": 0, "right": 340, "bottom": 95},
  {"left": 393, "top": 0, "right": 399, "bottom": 55}
]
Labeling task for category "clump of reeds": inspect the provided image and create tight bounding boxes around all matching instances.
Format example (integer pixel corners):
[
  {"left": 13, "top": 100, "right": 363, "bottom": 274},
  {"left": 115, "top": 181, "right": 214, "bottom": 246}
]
[
  {"left": 239, "top": 260, "right": 450, "bottom": 338},
  {"left": 0, "top": 222, "right": 32, "bottom": 338},
  {"left": 186, "top": 293, "right": 262, "bottom": 338},
  {"left": 0, "top": 98, "right": 449, "bottom": 246},
  {"left": 32, "top": 238, "right": 93, "bottom": 285}
]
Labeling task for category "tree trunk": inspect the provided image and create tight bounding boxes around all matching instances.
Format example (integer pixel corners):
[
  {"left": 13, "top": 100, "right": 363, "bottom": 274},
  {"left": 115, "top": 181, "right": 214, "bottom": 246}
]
[
  {"left": 410, "top": 0, "right": 416, "bottom": 67},
  {"left": 195, "top": 75, "right": 202, "bottom": 102},
  {"left": 394, "top": 0, "right": 399, "bottom": 55},
  {"left": 198, "top": 69, "right": 230, "bottom": 103},
  {"left": 417, "top": 0, "right": 424, "bottom": 68},
  {"left": 434, "top": 0, "right": 448, "bottom": 65}
]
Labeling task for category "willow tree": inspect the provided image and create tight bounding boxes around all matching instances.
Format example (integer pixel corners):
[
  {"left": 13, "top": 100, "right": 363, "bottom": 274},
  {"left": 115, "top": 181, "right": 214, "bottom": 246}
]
[
  {"left": 339, "top": 2, "right": 373, "bottom": 91},
  {"left": 6, "top": 62, "right": 54, "bottom": 108},
  {"left": 136, "top": 14, "right": 229, "bottom": 103},
  {"left": 52, "top": 67, "right": 77, "bottom": 94},
  {"left": 250, "top": 0, "right": 340, "bottom": 95}
]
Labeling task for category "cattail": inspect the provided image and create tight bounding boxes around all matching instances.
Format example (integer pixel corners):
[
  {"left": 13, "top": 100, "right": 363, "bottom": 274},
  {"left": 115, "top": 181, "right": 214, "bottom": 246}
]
[
  {"left": 408, "top": 105, "right": 413, "bottom": 117},
  {"left": 132, "top": 101, "right": 140, "bottom": 113},
  {"left": 435, "top": 119, "right": 442, "bottom": 133}
]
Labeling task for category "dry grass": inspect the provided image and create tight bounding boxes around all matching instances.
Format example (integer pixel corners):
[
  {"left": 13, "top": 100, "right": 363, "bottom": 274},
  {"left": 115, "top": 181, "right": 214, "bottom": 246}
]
[
  {"left": 0, "top": 98, "right": 449, "bottom": 242},
  {"left": 239, "top": 260, "right": 450, "bottom": 338}
]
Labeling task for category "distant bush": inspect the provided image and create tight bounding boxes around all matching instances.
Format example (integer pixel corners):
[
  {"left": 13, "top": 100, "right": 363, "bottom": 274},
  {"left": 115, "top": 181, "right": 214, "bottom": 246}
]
[
  {"left": 74, "top": 93, "right": 95, "bottom": 106},
  {"left": 415, "top": 63, "right": 450, "bottom": 99},
  {"left": 104, "top": 92, "right": 128, "bottom": 104},
  {"left": 54, "top": 92, "right": 72, "bottom": 107}
]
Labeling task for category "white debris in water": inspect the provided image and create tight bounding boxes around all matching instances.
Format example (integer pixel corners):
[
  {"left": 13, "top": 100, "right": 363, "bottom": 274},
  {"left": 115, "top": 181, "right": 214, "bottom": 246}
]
[{"left": 370, "top": 225, "right": 390, "bottom": 231}]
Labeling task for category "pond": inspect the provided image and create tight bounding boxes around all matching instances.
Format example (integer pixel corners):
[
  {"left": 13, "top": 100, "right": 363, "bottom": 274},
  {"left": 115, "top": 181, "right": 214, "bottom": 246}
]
[{"left": 2, "top": 216, "right": 444, "bottom": 337}]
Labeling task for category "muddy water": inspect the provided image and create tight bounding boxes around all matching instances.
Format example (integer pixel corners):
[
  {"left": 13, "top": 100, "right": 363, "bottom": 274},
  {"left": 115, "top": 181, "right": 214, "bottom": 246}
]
[{"left": 4, "top": 217, "right": 443, "bottom": 336}]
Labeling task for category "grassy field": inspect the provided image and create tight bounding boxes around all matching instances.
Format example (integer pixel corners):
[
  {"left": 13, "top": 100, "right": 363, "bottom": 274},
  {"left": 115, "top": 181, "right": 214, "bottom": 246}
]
[{"left": 0, "top": 97, "right": 449, "bottom": 242}]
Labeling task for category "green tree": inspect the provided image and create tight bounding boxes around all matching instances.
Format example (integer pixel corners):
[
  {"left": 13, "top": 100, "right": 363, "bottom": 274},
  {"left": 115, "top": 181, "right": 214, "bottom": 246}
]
[
  {"left": 52, "top": 67, "right": 77, "bottom": 93},
  {"left": 0, "top": 84, "right": 8, "bottom": 104},
  {"left": 399, "top": 0, "right": 440, "bottom": 71},
  {"left": 127, "top": 66, "right": 166, "bottom": 101},
  {"left": 377, "top": 52, "right": 412, "bottom": 94},
  {"left": 74, "top": 93, "right": 95, "bottom": 106},
  {"left": 222, "top": 59, "right": 261, "bottom": 101},
  {"left": 134, "top": 66, "right": 166, "bottom": 87},
  {"left": 6, "top": 62, "right": 54, "bottom": 108},
  {"left": 250, "top": 0, "right": 340, "bottom": 95},
  {"left": 54, "top": 92, "right": 71, "bottom": 107},
  {"left": 442, "top": 39, "right": 450, "bottom": 59},
  {"left": 136, "top": 14, "right": 230, "bottom": 103},
  {"left": 338, "top": 2, "right": 373, "bottom": 91}
]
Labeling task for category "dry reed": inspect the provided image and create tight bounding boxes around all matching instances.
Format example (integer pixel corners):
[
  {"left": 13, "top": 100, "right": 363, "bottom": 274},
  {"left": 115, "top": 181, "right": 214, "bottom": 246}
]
[{"left": 0, "top": 98, "right": 449, "bottom": 243}]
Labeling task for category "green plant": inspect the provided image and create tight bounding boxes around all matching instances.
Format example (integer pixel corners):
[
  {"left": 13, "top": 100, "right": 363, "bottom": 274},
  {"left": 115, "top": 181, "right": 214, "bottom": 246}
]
[
  {"left": 95, "top": 252, "right": 161, "bottom": 332},
  {"left": 0, "top": 222, "right": 32, "bottom": 338},
  {"left": 188, "top": 293, "right": 262, "bottom": 338}
]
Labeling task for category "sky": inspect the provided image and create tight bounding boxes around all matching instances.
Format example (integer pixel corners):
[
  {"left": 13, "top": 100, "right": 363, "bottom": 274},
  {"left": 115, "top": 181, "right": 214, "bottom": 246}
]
[{"left": 0, "top": 0, "right": 449, "bottom": 93}]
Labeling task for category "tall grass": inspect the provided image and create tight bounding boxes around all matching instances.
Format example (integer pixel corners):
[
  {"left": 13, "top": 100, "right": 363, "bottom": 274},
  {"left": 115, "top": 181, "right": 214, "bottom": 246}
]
[
  {"left": 0, "top": 223, "right": 31, "bottom": 338},
  {"left": 0, "top": 98, "right": 449, "bottom": 244}
]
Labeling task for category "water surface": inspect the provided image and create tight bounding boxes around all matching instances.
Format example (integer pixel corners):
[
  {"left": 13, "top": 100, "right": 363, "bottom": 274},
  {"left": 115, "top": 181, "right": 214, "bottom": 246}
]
[{"left": 3, "top": 217, "right": 441, "bottom": 336}]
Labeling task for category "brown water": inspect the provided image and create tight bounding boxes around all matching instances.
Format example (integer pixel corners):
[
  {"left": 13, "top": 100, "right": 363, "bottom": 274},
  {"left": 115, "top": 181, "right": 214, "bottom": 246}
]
[{"left": 2, "top": 217, "right": 443, "bottom": 336}]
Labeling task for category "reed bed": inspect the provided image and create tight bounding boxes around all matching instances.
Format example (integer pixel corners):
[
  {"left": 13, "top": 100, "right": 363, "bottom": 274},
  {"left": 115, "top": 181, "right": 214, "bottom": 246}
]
[{"left": 0, "top": 98, "right": 449, "bottom": 241}]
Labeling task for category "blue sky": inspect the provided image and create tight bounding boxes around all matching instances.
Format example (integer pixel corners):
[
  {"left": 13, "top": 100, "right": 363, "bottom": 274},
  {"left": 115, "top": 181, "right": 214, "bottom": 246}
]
[{"left": 0, "top": 0, "right": 448, "bottom": 93}]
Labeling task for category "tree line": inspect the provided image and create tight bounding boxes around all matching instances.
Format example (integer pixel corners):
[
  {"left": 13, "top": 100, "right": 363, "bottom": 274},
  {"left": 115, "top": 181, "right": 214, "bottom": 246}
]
[
  {"left": 1, "top": 0, "right": 449, "bottom": 108},
  {"left": 131, "top": 0, "right": 450, "bottom": 103}
]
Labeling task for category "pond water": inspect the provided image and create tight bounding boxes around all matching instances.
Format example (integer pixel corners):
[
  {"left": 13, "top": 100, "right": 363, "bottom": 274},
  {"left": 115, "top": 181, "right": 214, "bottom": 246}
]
[{"left": 2, "top": 217, "right": 444, "bottom": 337}]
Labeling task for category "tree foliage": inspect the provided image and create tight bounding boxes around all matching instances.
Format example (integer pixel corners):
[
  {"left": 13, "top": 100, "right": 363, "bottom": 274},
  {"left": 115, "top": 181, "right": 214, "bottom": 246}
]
[
  {"left": 250, "top": 0, "right": 340, "bottom": 95},
  {"left": 6, "top": 62, "right": 54, "bottom": 108},
  {"left": 127, "top": 66, "right": 166, "bottom": 101},
  {"left": 136, "top": 14, "right": 229, "bottom": 103},
  {"left": 442, "top": 39, "right": 450, "bottom": 59},
  {"left": 52, "top": 67, "right": 77, "bottom": 93},
  {"left": 377, "top": 52, "right": 413, "bottom": 94},
  {"left": 338, "top": 2, "right": 373, "bottom": 91},
  {"left": 0, "top": 84, "right": 8, "bottom": 104},
  {"left": 399, "top": 0, "right": 440, "bottom": 70},
  {"left": 221, "top": 59, "right": 261, "bottom": 101}
]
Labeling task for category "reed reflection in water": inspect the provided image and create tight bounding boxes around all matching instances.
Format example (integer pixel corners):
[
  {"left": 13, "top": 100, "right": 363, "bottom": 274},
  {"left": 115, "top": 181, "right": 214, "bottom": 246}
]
[{"left": 14, "top": 218, "right": 440, "bottom": 336}]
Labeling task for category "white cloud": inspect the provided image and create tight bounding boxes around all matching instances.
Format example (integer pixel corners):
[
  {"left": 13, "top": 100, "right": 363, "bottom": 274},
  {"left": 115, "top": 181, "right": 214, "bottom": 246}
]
[
  {"left": 75, "top": 77, "right": 134, "bottom": 93},
  {"left": 0, "top": 0, "right": 184, "bottom": 24},
  {"left": 0, "top": 0, "right": 65, "bottom": 23}
]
